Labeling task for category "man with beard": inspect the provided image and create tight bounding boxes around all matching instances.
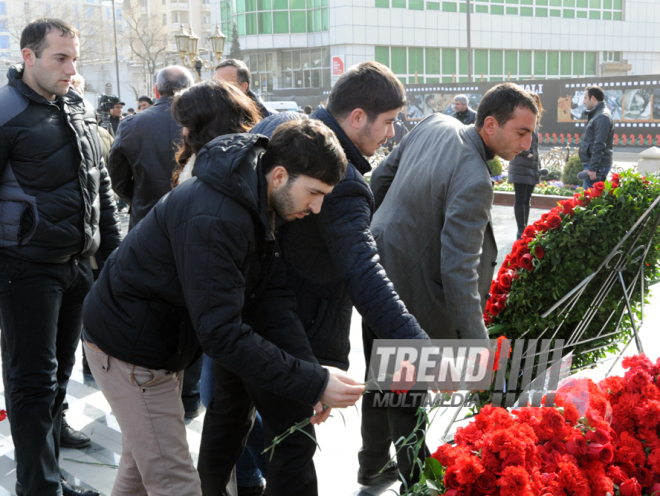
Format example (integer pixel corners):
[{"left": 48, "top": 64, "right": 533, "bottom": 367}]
[
  {"left": 198, "top": 61, "right": 429, "bottom": 495},
  {"left": 82, "top": 118, "right": 364, "bottom": 496}
]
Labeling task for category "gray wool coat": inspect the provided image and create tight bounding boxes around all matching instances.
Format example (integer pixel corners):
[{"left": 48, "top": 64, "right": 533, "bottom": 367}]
[{"left": 370, "top": 113, "right": 498, "bottom": 340}]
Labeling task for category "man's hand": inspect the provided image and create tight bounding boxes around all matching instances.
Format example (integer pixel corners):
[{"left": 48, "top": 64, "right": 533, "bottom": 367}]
[
  {"left": 310, "top": 403, "right": 332, "bottom": 425},
  {"left": 588, "top": 170, "right": 597, "bottom": 180},
  {"left": 319, "top": 367, "right": 365, "bottom": 408}
]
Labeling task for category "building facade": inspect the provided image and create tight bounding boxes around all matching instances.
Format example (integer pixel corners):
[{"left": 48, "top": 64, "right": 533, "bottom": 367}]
[{"left": 208, "top": 0, "right": 660, "bottom": 104}]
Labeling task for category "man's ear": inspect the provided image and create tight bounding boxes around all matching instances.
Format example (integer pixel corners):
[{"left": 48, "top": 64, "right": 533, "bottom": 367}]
[
  {"left": 240, "top": 81, "right": 249, "bottom": 93},
  {"left": 346, "top": 108, "right": 368, "bottom": 131},
  {"left": 270, "top": 165, "right": 289, "bottom": 189},
  {"left": 482, "top": 115, "right": 499, "bottom": 137},
  {"left": 22, "top": 47, "right": 36, "bottom": 67}
]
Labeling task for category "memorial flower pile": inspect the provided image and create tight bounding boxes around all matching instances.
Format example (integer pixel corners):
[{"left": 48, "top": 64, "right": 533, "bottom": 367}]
[
  {"left": 484, "top": 170, "right": 660, "bottom": 371},
  {"left": 416, "top": 354, "right": 660, "bottom": 496}
]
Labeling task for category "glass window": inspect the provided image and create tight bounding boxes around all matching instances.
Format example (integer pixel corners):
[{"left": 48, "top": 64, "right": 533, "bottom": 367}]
[
  {"left": 237, "top": 0, "right": 245, "bottom": 13},
  {"left": 442, "top": 48, "right": 456, "bottom": 75},
  {"left": 392, "top": 0, "right": 406, "bottom": 6},
  {"left": 273, "top": 0, "right": 287, "bottom": 8},
  {"left": 573, "top": 51, "right": 584, "bottom": 74},
  {"left": 282, "top": 51, "right": 292, "bottom": 70},
  {"left": 549, "top": 9, "right": 561, "bottom": 16},
  {"left": 490, "top": 50, "right": 503, "bottom": 75},
  {"left": 563, "top": 8, "right": 574, "bottom": 16},
  {"left": 547, "top": 51, "right": 559, "bottom": 75},
  {"left": 409, "top": 0, "right": 424, "bottom": 8},
  {"left": 292, "top": 50, "right": 300, "bottom": 69},
  {"left": 603, "top": 11, "right": 611, "bottom": 19},
  {"left": 589, "top": 0, "right": 600, "bottom": 6},
  {"left": 491, "top": 4, "right": 504, "bottom": 13},
  {"left": 391, "top": 47, "right": 407, "bottom": 74},
  {"left": 519, "top": 50, "right": 532, "bottom": 75},
  {"left": 442, "top": 2, "right": 457, "bottom": 11},
  {"left": 506, "top": 6, "right": 518, "bottom": 13},
  {"left": 290, "top": 0, "right": 305, "bottom": 8},
  {"left": 505, "top": 50, "right": 517, "bottom": 75},
  {"left": 314, "top": 8, "right": 322, "bottom": 32},
  {"left": 426, "top": 47, "right": 440, "bottom": 74},
  {"left": 534, "top": 51, "right": 546, "bottom": 75},
  {"left": 458, "top": 49, "right": 467, "bottom": 75},
  {"left": 521, "top": 6, "right": 533, "bottom": 14},
  {"left": 307, "top": 9, "right": 313, "bottom": 31},
  {"left": 589, "top": 10, "right": 600, "bottom": 18},
  {"left": 475, "top": 49, "right": 488, "bottom": 75},
  {"left": 323, "top": 47, "right": 330, "bottom": 67},
  {"left": 427, "top": 2, "right": 440, "bottom": 9},
  {"left": 246, "top": 0, "right": 256, "bottom": 11},
  {"left": 323, "top": 69, "right": 331, "bottom": 88},
  {"left": 273, "top": 11, "right": 288, "bottom": 32},
  {"left": 585, "top": 52, "right": 596, "bottom": 75},
  {"left": 301, "top": 50, "right": 310, "bottom": 69},
  {"left": 560, "top": 51, "right": 571, "bottom": 75},
  {"left": 375, "top": 46, "right": 390, "bottom": 67},
  {"left": 577, "top": 10, "right": 587, "bottom": 17},
  {"left": 0, "top": 2, "right": 6, "bottom": 15},
  {"left": 576, "top": 0, "right": 587, "bottom": 5},
  {"left": 376, "top": 0, "right": 389, "bottom": 6},
  {"left": 246, "top": 12, "right": 257, "bottom": 34},
  {"left": 409, "top": 47, "right": 423, "bottom": 74},
  {"left": 290, "top": 10, "right": 306, "bottom": 32},
  {"left": 536, "top": 7, "right": 548, "bottom": 15},
  {"left": 258, "top": 0, "right": 271, "bottom": 9},
  {"left": 476, "top": 5, "right": 488, "bottom": 12},
  {"left": 321, "top": 8, "right": 328, "bottom": 30},
  {"left": 258, "top": 12, "right": 271, "bottom": 33}
]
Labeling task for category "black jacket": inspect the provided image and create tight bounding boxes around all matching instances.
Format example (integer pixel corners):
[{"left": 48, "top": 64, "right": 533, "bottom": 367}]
[
  {"left": 83, "top": 134, "right": 328, "bottom": 405},
  {"left": 108, "top": 96, "right": 182, "bottom": 230},
  {"left": 579, "top": 101, "right": 614, "bottom": 172},
  {"left": 252, "top": 108, "right": 428, "bottom": 371},
  {"left": 0, "top": 63, "right": 121, "bottom": 263},
  {"left": 452, "top": 107, "right": 477, "bottom": 125},
  {"left": 507, "top": 130, "right": 541, "bottom": 185},
  {"left": 247, "top": 89, "right": 276, "bottom": 119}
]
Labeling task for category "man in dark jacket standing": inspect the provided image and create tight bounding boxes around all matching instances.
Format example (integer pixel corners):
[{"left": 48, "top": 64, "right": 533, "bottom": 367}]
[
  {"left": 83, "top": 120, "right": 363, "bottom": 496},
  {"left": 0, "top": 19, "right": 120, "bottom": 496},
  {"left": 579, "top": 85, "right": 614, "bottom": 188},
  {"left": 214, "top": 59, "right": 275, "bottom": 119},
  {"left": 198, "top": 61, "right": 430, "bottom": 494},
  {"left": 452, "top": 94, "right": 477, "bottom": 125},
  {"left": 108, "top": 65, "right": 194, "bottom": 230}
]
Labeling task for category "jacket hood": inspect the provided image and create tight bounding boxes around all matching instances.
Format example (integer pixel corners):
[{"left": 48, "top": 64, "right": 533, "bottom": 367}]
[
  {"left": 193, "top": 133, "right": 269, "bottom": 215},
  {"left": 8, "top": 63, "right": 83, "bottom": 107},
  {"left": 250, "top": 111, "right": 305, "bottom": 138},
  {"left": 311, "top": 106, "right": 372, "bottom": 176}
]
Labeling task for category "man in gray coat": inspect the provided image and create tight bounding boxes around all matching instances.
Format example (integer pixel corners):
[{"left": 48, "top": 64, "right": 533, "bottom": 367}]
[{"left": 361, "top": 83, "right": 538, "bottom": 486}]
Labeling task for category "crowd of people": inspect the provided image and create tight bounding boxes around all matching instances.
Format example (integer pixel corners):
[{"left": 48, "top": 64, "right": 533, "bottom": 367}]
[{"left": 9, "top": 16, "right": 626, "bottom": 496}]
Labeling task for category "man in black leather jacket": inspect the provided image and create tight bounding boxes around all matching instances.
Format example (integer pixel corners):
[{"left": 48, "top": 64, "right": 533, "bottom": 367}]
[
  {"left": 0, "top": 19, "right": 120, "bottom": 496},
  {"left": 108, "top": 65, "right": 194, "bottom": 230},
  {"left": 579, "top": 85, "right": 614, "bottom": 188},
  {"left": 452, "top": 94, "right": 477, "bottom": 125}
]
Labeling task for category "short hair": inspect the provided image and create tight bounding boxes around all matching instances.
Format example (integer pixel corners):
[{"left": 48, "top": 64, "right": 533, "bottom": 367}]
[
  {"left": 20, "top": 18, "right": 79, "bottom": 58},
  {"left": 326, "top": 61, "right": 406, "bottom": 121},
  {"left": 585, "top": 85, "right": 605, "bottom": 102},
  {"left": 215, "top": 59, "right": 251, "bottom": 87},
  {"left": 304, "top": 105, "right": 313, "bottom": 115},
  {"left": 138, "top": 95, "right": 154, "bottom": 104},
  {"left": 156, "top": 66, "right": 194, "bottom": 97},
  {"left": 454, "top": 94, "right": 468, "bottom": 105},
  {"left": 262, "top": 119, "right": 347, "bottom": 186},
  {"left": 474, "top": 83, "right": 538, "bottom": 130},
  {"left": 127, "top": 108, "right": 135, "bottom": 113}
]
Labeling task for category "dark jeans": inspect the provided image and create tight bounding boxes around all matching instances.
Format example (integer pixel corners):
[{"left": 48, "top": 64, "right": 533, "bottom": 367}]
[
  {"left": 513, "top": 183, "right": 535, "bottom": 239},
  {"left": 199, "top": 354, "right": 267, "bottom": 487},
  {"left": 198, "top": 362, "right": 317, "bottom": 496},
  {"left": 583, "top": 166, "right": 611, "bottom": 189},
  {"left": 182, "top": 354, "right": 203, "bottom": 413},
  {"left": 358, "top": 321, "right": 430, "bottom": 489},
  {"left": 0, "top": 256, "right": 93, "bottom": 496}
]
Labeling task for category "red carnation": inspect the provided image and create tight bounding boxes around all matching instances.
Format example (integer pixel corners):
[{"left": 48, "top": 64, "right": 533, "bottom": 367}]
[
  {"left": 564, "top": 434, "right": 587, "bottom": 457},
  {"left": 546, "top": 213, "right": 562, "bottom": 229},
  {"left": 498, "top": 465, "right": 531, "bottom": 496},
  {"left": 591, "top": 181, "right": 606, "bottom": 198},
  {"left": 534, "top": 245, "right": 545, "bottom": 259},
  {"left": 475, "top": 471, "right": 498, "bottom": 494},
  {"left": 619, "top": 478, "right": 642, "bottom": 496},
  {"left": 501, "top": 453, "right": 525, "bottom": 471},
  {"left": 520, "top": 253, "right": 534, "bottom": 270}
]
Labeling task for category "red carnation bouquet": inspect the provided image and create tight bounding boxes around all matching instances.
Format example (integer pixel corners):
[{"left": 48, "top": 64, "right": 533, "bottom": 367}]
[{"left": 414, "top": 354, "right": 660, "bottom": 496}]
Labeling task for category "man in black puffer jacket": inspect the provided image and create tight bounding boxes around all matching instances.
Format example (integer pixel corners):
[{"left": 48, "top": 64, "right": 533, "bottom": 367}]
[
  {"left": 0, "top": 19, "right": 120, "bottom": 496},
  {"left": 83, "top": 120, "right": 363, "bottom": 496}
]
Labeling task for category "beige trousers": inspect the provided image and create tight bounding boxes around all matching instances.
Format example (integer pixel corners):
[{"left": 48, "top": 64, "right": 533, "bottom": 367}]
[{"left": 84, "top": 341, "right": 202, "bottom": 496}]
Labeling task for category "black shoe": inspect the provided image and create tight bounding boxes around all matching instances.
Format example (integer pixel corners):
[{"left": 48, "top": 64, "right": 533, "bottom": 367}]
[
  {"left": 61, "top": 476, "right": 100, "bottom": 496},
  {"left": 184, "top": 405, "right": 205, "bottom": 419},
  {"left": 357, "top": 460, "right": 400, "bottom": 486},
  {"left": 61, "top": 418, "right": 91, "bottom": 449},
  {"left": 15, "top": 477, "right": 99, "bottom": 496},
  {"left": 237, "top": 484, "right": 266, "bottom": 496}
]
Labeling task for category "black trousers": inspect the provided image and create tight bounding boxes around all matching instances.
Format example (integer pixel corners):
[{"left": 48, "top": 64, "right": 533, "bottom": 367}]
[
  {"left": 513, "top": 183, "right": 535, "bottom": 239},
  {"left": 0, "top": 256, "right": 93, "bottom": 496},
  {"left": 197, "top": 362, "right": 317, "bottom": 496},
  {"left": 358, "top": 321, "right": 430, "bottom": 489},
  {"left": 181, "top": 354, "right": 203, "bottom": 413}
]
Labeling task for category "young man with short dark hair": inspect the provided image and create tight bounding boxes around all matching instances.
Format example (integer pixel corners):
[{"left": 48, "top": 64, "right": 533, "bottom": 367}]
[
  {"left": 83, "top": 118, "right": 363, "bottom": 496},
  {"left": 579, "top": 85, "right": 614, "bottom": 188},
  {"left": 198, "top": 60, "right": 430, "bottom": 496},
  {"left": 0, "top": 18, "right": 121, "bottom": 496},
  {"left": 367, "top": 83, "right": 538, "bottom": 489}
]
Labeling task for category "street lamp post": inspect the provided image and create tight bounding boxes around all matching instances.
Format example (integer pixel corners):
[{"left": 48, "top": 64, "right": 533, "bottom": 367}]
[{"left": 174, "top": 25, "right": 227, "bottom": 82}]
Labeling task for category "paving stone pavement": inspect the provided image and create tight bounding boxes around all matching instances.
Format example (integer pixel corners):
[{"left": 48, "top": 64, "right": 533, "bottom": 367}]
[{"left": 0, "top": 206, "right": 657, "bottom": 495}]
